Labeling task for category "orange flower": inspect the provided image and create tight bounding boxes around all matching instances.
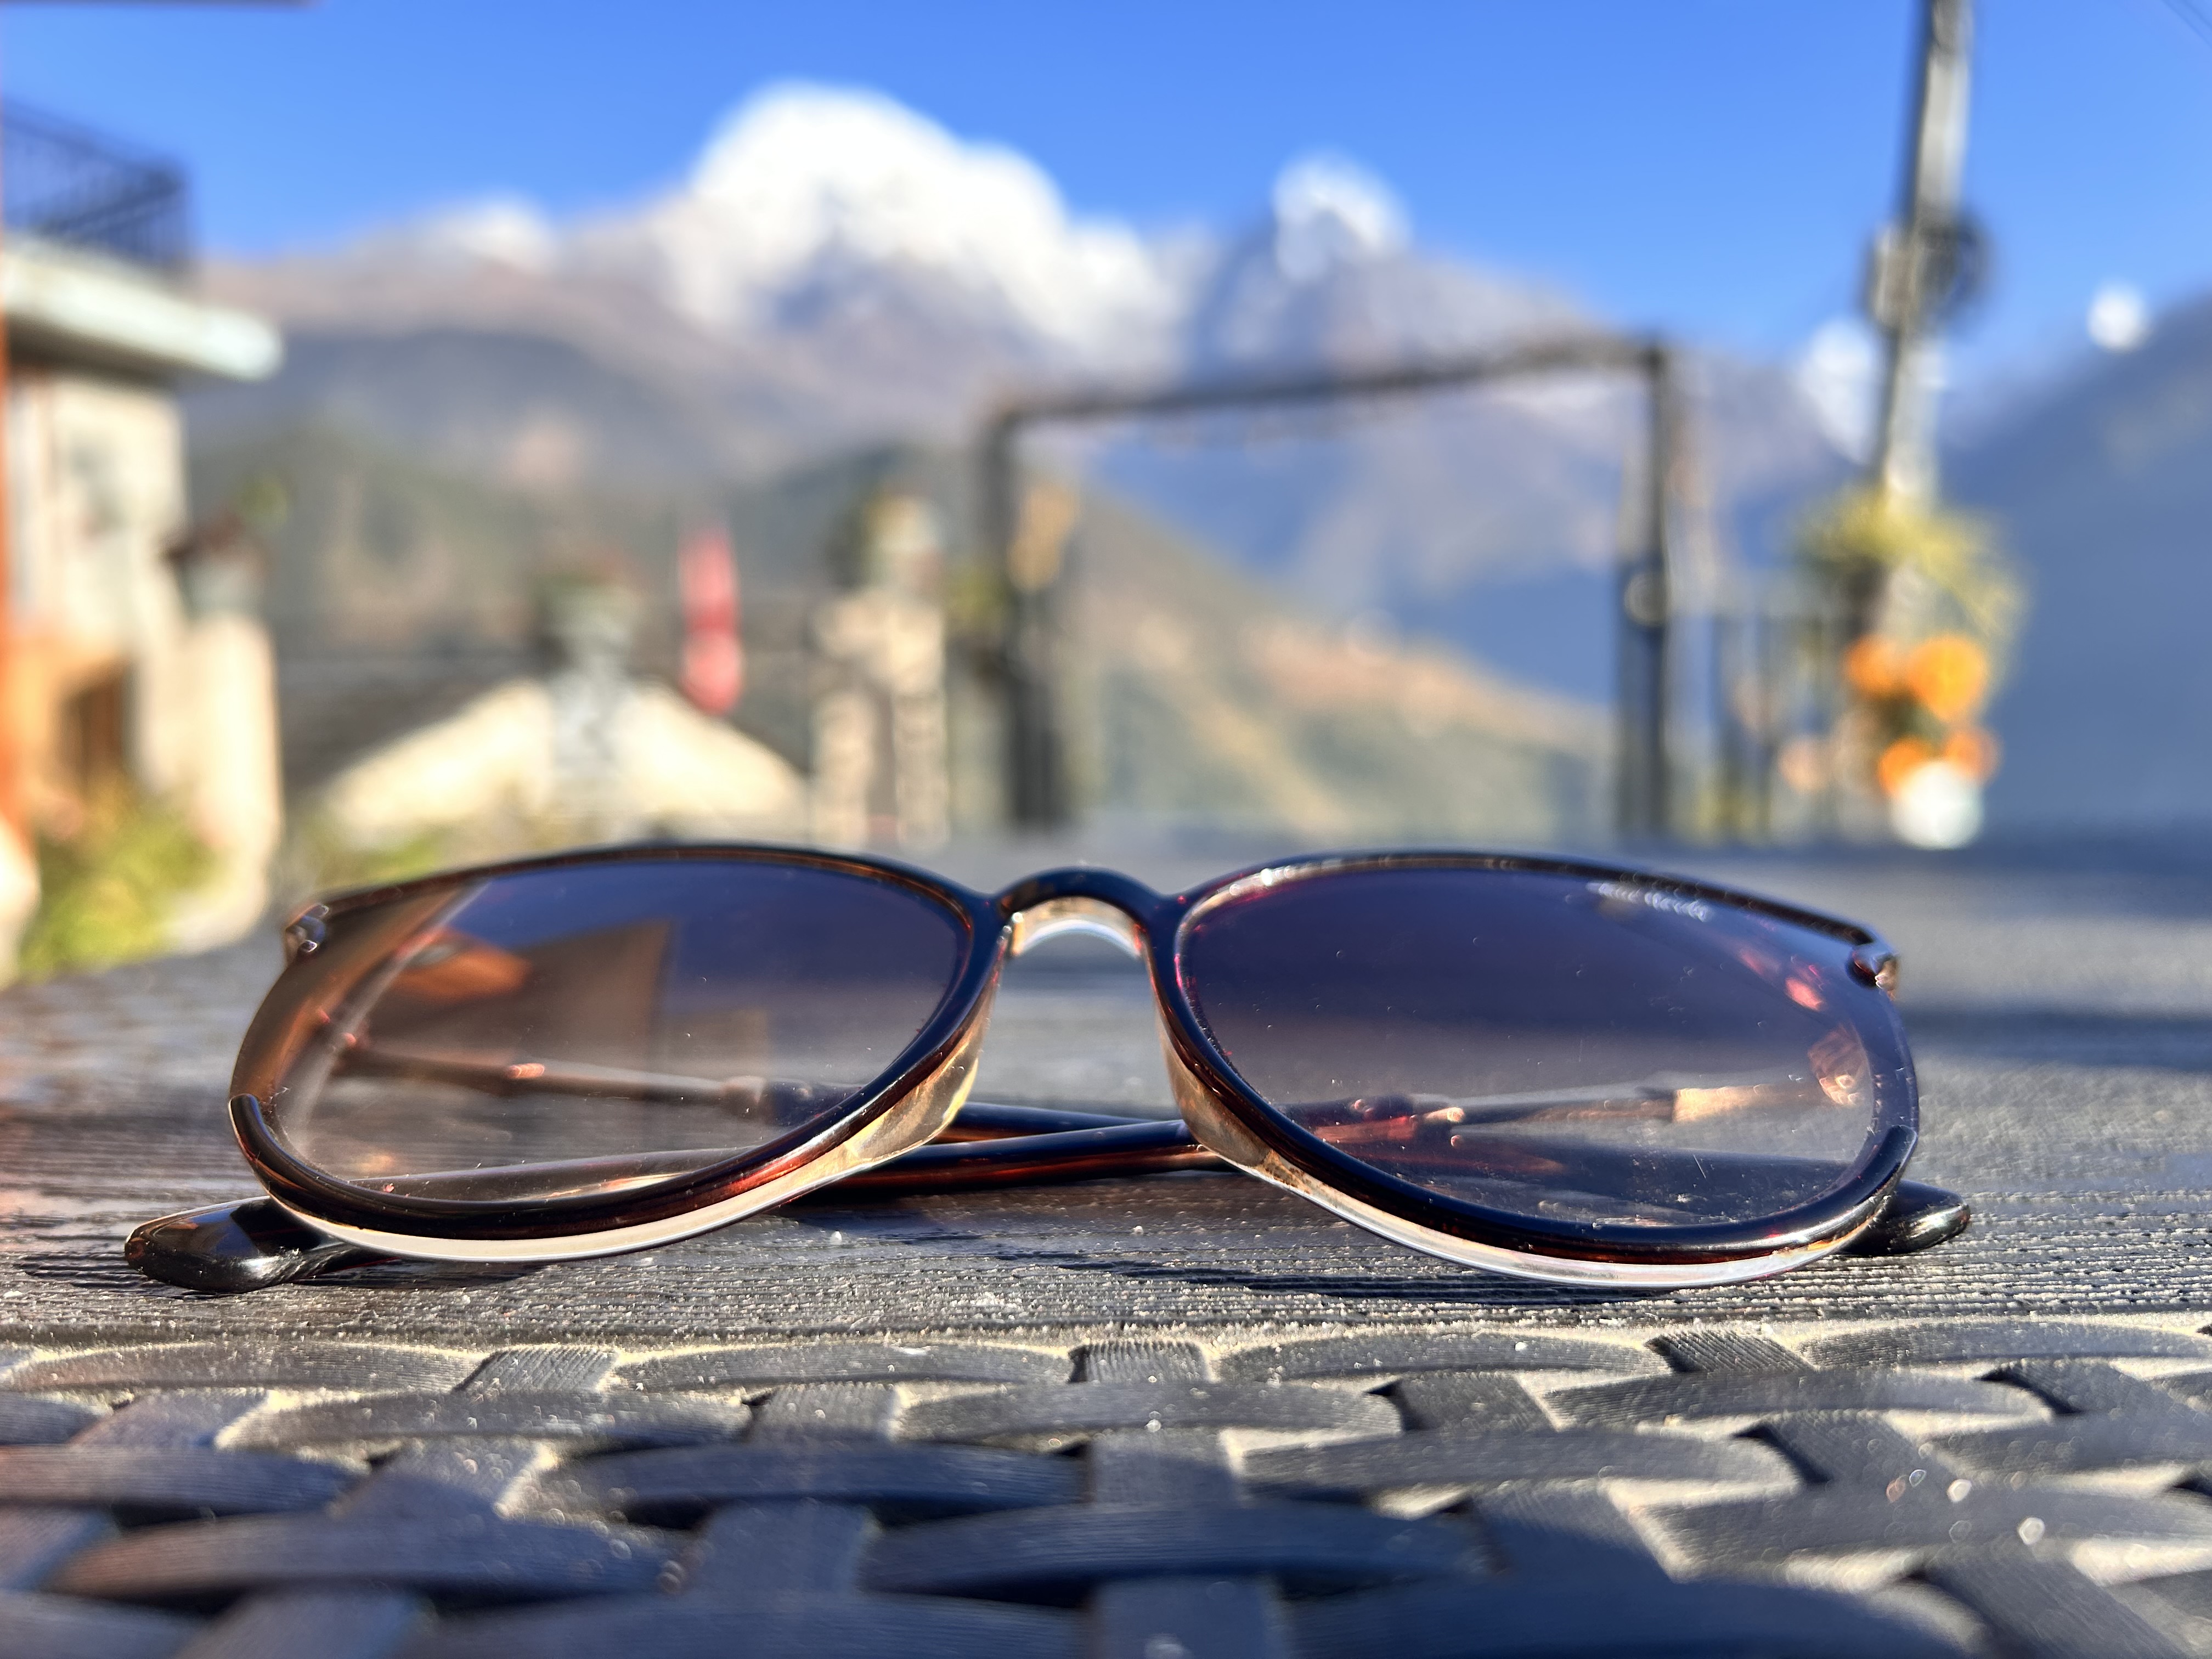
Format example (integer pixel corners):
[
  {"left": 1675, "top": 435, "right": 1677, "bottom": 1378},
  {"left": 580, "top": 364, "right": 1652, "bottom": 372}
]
[
  {"left": 1905, "top": 635, "right": 1990, "bottom": 723},
  {"left": 1943, "top": 726, "right": 2002, "bottom": 781},
  {"left": 1877, "top": 736, "right": 1936, "bottom": 798},
  {"left": 1843, "top": 636, "right": 1906, "bottom": 699}
]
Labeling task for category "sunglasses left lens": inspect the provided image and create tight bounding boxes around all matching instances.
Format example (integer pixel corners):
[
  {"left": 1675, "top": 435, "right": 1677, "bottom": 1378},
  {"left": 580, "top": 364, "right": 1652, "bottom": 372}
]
[{"left": 260, "top": 857, "right": 969, "bottom": 1205}]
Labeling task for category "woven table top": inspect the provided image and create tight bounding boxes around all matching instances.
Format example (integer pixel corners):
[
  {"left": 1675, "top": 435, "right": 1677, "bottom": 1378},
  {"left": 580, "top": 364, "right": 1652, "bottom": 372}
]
[{"left": 5, "top": 838, "right": 2212, "bottom": 1658}]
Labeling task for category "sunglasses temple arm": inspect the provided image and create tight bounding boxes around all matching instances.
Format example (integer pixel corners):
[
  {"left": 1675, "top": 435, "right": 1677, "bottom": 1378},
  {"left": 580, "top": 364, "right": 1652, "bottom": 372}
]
[
  {"left": 120, "top": 1114, "right": 1211, "bottom": 1295},
  {"left": 826, "top": 1127, "right": 1972, "bottom": 1256},
  {"left": 1840, "top": 1178, "right": 1973, "bottom": 1256},
  {"left": 126, "top": 1197, "right": 394, "bottom": 1295},
  {"left": 331, "top": 1045, "right": 1150, "bottom": 1146},
  {"left": 821, "top": 1118, "right": 1222, "bottom": 1195},
  {"left": 125, "top": 1130, "right": 1966, "bottom": 1295}
]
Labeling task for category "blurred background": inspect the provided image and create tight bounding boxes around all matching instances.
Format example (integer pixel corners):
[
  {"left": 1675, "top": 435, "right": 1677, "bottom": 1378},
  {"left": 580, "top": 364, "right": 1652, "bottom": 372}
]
[{"left": 1, "top": 0, "right": 2208, "bottom": 978}]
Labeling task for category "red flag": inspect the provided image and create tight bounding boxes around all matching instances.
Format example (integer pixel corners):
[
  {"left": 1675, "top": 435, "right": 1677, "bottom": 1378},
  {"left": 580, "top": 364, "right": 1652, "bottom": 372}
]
[{"left": 678, "top": 527, "right": 743, "bottom": 714}]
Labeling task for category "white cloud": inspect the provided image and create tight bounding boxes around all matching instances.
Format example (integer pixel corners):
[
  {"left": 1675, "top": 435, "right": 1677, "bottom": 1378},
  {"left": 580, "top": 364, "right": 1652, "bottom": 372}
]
[
  {"left": 364, "top": 88, "right": 1492, "bottom": 379},
  {"left": 365, "top": 195, "right": 558, "bottom": 272},
  {"left": 1795, "top": 317, "right": 1881, "bottom": 462},
  {"left": 573, "top": 82, "right": 1182, "bottom": 359},
  {"left": 1270, "top": 153, "right": 1408, "bottom": 281},
  {"left": 2087, "top": 281, "right": 2151, "bottom": 352}
]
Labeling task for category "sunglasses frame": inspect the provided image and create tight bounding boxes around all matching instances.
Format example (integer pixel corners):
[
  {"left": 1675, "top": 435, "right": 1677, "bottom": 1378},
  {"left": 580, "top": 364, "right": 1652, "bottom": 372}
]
[{"left": 201, "top": 843, "right": 1918, "bottom": 1291}]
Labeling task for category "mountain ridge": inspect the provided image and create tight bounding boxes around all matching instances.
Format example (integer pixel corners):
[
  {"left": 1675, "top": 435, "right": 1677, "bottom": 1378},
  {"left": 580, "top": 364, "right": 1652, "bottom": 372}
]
[
  {"left": 192, "top": 85, "right": 1855, "bottom": 723},
  {"left": 1948, "top": 293, "right": 2212, "bottom": 829}
]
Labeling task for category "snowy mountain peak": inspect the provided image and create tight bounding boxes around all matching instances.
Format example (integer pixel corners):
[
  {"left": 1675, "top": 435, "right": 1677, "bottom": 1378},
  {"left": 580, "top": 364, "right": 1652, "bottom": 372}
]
[
  {"left": 308, "top": 84, "right": 1588, "bottom": 393},
  {"left": 388, "top": 196, "right": 560, "bottom": 273},
  {"left": 1270, "top": 153, "right": 1408, "bottom": 280},
  {"left": 573, "top": 83, "right": 1180, "bottom": 360}
]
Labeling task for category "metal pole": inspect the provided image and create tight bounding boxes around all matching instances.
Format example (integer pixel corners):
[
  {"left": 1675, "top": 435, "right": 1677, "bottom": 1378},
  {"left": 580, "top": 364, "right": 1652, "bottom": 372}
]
[
  {"left": 1615, "top": 345, "right": 1674, "bottom": 839},
  {"left": 1867, "top": 0, "right": 1974, "bottom": 510},
  {"left": 0, "top": 201, "right": 14, "bottom": 849},
  {"left": 0, "top": 111, "right": 18, "bottom": 844},
  {"left": 1750, "top": 599, "right": 1778, "bottom": 841},
  {"left": 985, "top": 419, "right": 1069, "bottom": 829},
  {"left": 1713, "top": 602, "right": 1743, "bottom": 840},
  {"left": 0, "top": 108, "right": 31, "bottom": 966}
]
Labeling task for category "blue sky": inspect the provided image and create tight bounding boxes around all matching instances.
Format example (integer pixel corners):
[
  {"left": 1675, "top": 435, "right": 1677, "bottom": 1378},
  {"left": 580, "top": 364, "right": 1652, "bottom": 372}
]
[{"left": 4, "top": 0, "right": 2208, "bottom": 380}]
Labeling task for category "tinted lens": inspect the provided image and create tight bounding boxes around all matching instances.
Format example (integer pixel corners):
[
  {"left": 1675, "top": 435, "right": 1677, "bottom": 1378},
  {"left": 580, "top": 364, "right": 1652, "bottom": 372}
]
[
  {"left": 1177, "top": 865, "right": 1908, "bottom": 1230},
  {"left": 266, "top": 857, "right": 969, "bottom": 1203}
]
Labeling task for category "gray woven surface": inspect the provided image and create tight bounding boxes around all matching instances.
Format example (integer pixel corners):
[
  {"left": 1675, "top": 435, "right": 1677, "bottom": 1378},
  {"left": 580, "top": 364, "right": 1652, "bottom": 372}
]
[{"left": 5, "top": 839, "right": 2212, "bottom": 1656}]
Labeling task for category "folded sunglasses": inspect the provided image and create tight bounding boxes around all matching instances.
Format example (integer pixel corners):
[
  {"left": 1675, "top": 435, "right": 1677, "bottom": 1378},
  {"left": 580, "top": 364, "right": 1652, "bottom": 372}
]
[{"left": 128, "top": 845, "right": 1969, "bottom": 1295}]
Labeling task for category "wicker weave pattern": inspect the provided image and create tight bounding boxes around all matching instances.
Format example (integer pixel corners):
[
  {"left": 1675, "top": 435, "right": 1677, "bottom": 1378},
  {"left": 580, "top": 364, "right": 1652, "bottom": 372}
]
[{"left": 6, "top": 1320, "right": 2212, "bottom": 1657}]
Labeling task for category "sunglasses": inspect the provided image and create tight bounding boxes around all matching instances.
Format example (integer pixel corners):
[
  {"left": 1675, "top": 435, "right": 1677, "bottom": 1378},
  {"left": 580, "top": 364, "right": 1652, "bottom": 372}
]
[{"left": 128, "top": 845, "right": 1968, "bottom": 1295}]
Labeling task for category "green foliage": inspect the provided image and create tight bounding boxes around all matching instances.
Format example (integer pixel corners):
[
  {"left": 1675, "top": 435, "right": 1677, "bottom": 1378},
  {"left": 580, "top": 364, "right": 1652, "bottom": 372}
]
[
  {"left": 19, "top": 794, "right": 216, "bottom": 981},
  {"left": 1796, "top": 487, "right": 2025, "bottom": 662},
  {"left": 281, "top": 806, "right": 616, "bottom": 912},
  {"left": 231, "top": 470, "right": 291, "bottom": 534},
  {"left": 279, "top": 812, "right": 455, "bottom": 909}
]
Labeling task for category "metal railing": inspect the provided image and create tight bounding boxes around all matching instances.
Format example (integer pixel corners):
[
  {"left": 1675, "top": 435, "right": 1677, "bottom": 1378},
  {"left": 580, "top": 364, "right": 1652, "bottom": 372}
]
[
  {"left": 3, "top": 102, "right": 190, "bottom": 271},
  {"left": 977, "top": 334, "right": 1683, "bottom": 838}
]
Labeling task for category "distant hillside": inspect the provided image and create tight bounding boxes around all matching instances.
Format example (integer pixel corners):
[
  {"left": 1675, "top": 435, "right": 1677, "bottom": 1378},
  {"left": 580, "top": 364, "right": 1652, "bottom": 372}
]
[
  {"left": 190, "top": 424, "right": 695, "bottom": 792},
  {"left": 192, "top": 418, "right": 1604, "bottom": 842},
  {"left": 1071, "top": 487, "right": 1604, "bottom": 840},
  {"left": 717, "top": 446, "right": 1606, "bottom": 839},
  {"left": 187, "top": 329, "right": 743, "bottom": 492},
  {"left": 1948, "top": 295, "right": 2212, "bottom": 830}
]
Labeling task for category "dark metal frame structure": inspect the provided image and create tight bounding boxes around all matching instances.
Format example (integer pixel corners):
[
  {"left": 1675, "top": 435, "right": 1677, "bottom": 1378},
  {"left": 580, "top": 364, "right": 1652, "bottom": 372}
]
[
  {"left": 127, "top": 843, "right": 1965, "bottom": 1295},
  {"left": 978, "top": 334, "right": 1682, "bottom": 838},
  {"left": 1, "top": 101, "right": 191, "bottom": 272}
]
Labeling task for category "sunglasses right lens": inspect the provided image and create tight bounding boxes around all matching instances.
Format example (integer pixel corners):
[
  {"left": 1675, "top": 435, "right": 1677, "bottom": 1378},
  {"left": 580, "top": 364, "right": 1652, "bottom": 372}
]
[
  {"left": 1177, "top": 865, "right": 1909, "bottom": 1233},
  {"left": 262, "top": 857, "right": 969, "bottom": 1205}
]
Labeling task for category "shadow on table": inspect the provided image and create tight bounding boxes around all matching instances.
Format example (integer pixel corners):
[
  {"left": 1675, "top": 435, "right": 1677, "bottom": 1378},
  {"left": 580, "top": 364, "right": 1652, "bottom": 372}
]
[
  {"left": 15, "top": 1251, "right": 548, "bottom": 1298},
  {"left": 1901, "top": 1005, "right": 2212, "bottom": 1073}
]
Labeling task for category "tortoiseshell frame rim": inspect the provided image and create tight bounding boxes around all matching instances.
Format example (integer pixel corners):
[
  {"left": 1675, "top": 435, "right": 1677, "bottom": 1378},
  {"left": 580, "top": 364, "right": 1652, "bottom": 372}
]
[{"left": 226, "top": 842, "right": 1915, "bottom": 1275}]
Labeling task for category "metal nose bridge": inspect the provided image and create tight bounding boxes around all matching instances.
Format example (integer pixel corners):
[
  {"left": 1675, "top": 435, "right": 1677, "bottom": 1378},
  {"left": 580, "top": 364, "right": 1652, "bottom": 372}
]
[
  {"left": 1008, "top": 896, "right": 1143, "bottom": 958},
  {"left": 995, "top": 867, "right": 1165, "bottom": 961}
]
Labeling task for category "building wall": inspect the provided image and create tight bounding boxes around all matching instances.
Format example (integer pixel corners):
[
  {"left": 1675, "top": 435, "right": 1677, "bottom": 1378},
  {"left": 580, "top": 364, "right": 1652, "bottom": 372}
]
[
  {"left": 4, "top": 357, "right": 283, "bottom": 956},
  {"left": 7, "top": 362, "right": 193, "bottom": 826}
]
